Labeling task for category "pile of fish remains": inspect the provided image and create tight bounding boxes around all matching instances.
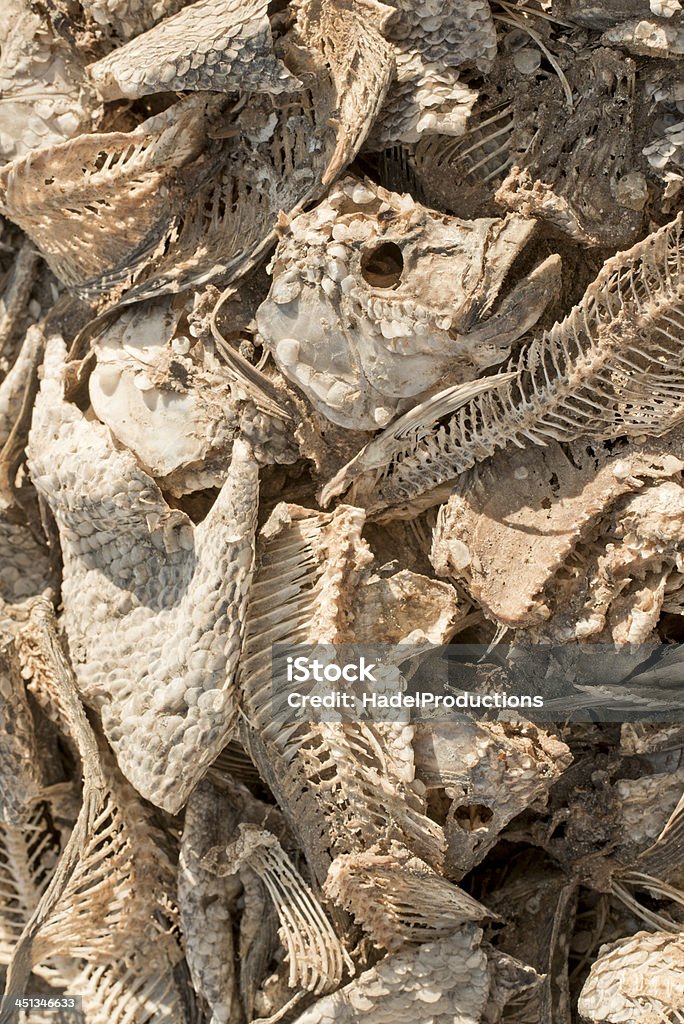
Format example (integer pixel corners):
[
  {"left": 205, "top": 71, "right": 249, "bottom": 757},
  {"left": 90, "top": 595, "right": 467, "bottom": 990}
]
[{"left": 2, "top": 0, "right": 684, "bottom": 1021}]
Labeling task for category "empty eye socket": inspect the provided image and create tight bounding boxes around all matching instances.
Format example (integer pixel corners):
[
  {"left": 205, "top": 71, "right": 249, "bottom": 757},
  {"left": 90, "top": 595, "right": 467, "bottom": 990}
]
[{"left": 360, "top": 241, "right": 404, "bottom": 288}]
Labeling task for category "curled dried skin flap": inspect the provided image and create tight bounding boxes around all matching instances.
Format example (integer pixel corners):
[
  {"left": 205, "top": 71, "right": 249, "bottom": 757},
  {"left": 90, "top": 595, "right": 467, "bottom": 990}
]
[
  {"left": 324, "top": 844, "right": 489, "bottom": 952},
  {"left": 291, "top": 0, "right": 396, "bottom": 184},
  {"left": 0, "top": 95, "right": 218, "bottom": 300},
  {"left": 367, "top": 0, "right": 493, "bottom": 146},
  {"left": 88, "top": 0, "right": 299, "bottom": 100},
  {"left": 0, "top": 241, "right": 40, "bottom": 374},
  {"left": 578, "top": 930, "right": 684, "bottom": 1023},
  {"left": 179, "top": 778, "right": 245, "bottom": 1024},
  {"left": 289, "top": 927, "right": 488, "bottom": 1024},
  {"left": 223, "top": 824, "right": 350, "bottom": 996},
  {"left": 27, "top": 337, "right": 259, "bottom": 813},
  {"left": 0, "top": 640, "right": 47, "bottom": 825}
]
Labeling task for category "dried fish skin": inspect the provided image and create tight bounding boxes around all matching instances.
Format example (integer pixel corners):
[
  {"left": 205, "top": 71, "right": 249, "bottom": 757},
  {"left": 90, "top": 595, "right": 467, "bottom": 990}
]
[
  {"left": 26, "top": 336, "right": 259, "bottom": 813},
  {"left": 179, "top": 778, "right": 243, "bottom": 1024},
  {"left": 257, "top": 176, "right": 557, "bottom": 430},
  {"left": 430, "top": 436, "right": 684, "bottom": 629},
  {"left": 290, "top": 0, "right": 397, "bottom": 183},
  {"left": 578, "top": 930, "right": 684, "bottom": 1023},
  {"left": 88, "top": 0, "right": 300, "bottom": 100},
  {"left": 368, "top": 0, "right": 496, "bottom": 146},
  {"left": 289, "top": 926, "right": 489, "bottom": 1024},
  {"left": 4, "top": 0, "right": 684, "bottom": 1013},
  {"left": 2, "top": 11, "right": 393, "bottom": 309},
  {"left": 603, "top": 13, "right": 684, "bottom": 55},
  {"left": 0, "top": 599, "right": 186, "bottom": 1017},
  {"left": 0, "top": 641, "right": 47, "bottom": 826},
  {"left": 0, "top": 1, "right": 99, "bottom": 164},
  {"left": 0, "top": 502, "right": 53, "bottom": 630},
  {"left": 614, "top": 766, "right": 684, "bottom": 856},
  {"left": 324, "top": 214, "right": 684, "bottom": 519},
  {"left": 79, "top": 0, "right": 187, "bottom": 43},
  {"left": 385, "top": 0, "right": 497, "bottom": 74},
  {"left": 0, "top": 241, "right": 41, "bottom": 378}
]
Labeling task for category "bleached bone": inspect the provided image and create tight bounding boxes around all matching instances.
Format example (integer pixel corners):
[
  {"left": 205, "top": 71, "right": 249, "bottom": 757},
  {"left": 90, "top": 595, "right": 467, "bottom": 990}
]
[
  {"left": 324, "top": 843, "right": 489, "bottom": 951},
  {"left": 323, "top": 214, "right": 684, "bottom": 519},
  {"left": 222, "top": 823, "right": 350, "bottom": 996},
  {"left": 603, "top": 14, "right": 684, "bottom": 56},
  {"left": 412, "top": 719, "right": 571, "bottom": 876},
  {"left": 79, "top": 0, "right": 186, "bottom": 42},
  {"left": 0, "top": 802, "right": 61, "bottom": 967},
  {"left": 257, "top": 176, "right": 559, "bottom": 431},
  {"left": 239, "top": 502, "right": 450, "bottom": 886},
  {"left": 1, "top": 598, "right": 180, "bottom": 1015},
  {"left": 430, "top": 433, "right": 684, "bottom": 629},
  {"left": 1, "top": 6, "right": 394, "bottom": 308}
]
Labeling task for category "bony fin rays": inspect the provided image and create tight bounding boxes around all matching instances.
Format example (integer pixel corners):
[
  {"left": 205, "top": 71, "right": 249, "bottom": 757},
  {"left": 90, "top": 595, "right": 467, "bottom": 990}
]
[
  {"left": 320, "top": 372, "right": 517, "bottom": 505},
  {"left": 324, "top": 842, "right": 490, "bottom": 952},
  {"left": 219, "top": 824, "right": 352, "bottom": 996},
  {"left": 0, "top": 597, "right": 179, "bottom": 1017},
  {"left": 323, "top": 214, "right": 684, "bottom": 518}
]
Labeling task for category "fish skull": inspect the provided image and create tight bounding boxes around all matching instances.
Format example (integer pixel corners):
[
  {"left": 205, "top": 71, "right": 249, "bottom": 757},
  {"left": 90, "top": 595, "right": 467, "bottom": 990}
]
[{"left": 256, "top": 176, "right": 560, "bottom": 430}]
